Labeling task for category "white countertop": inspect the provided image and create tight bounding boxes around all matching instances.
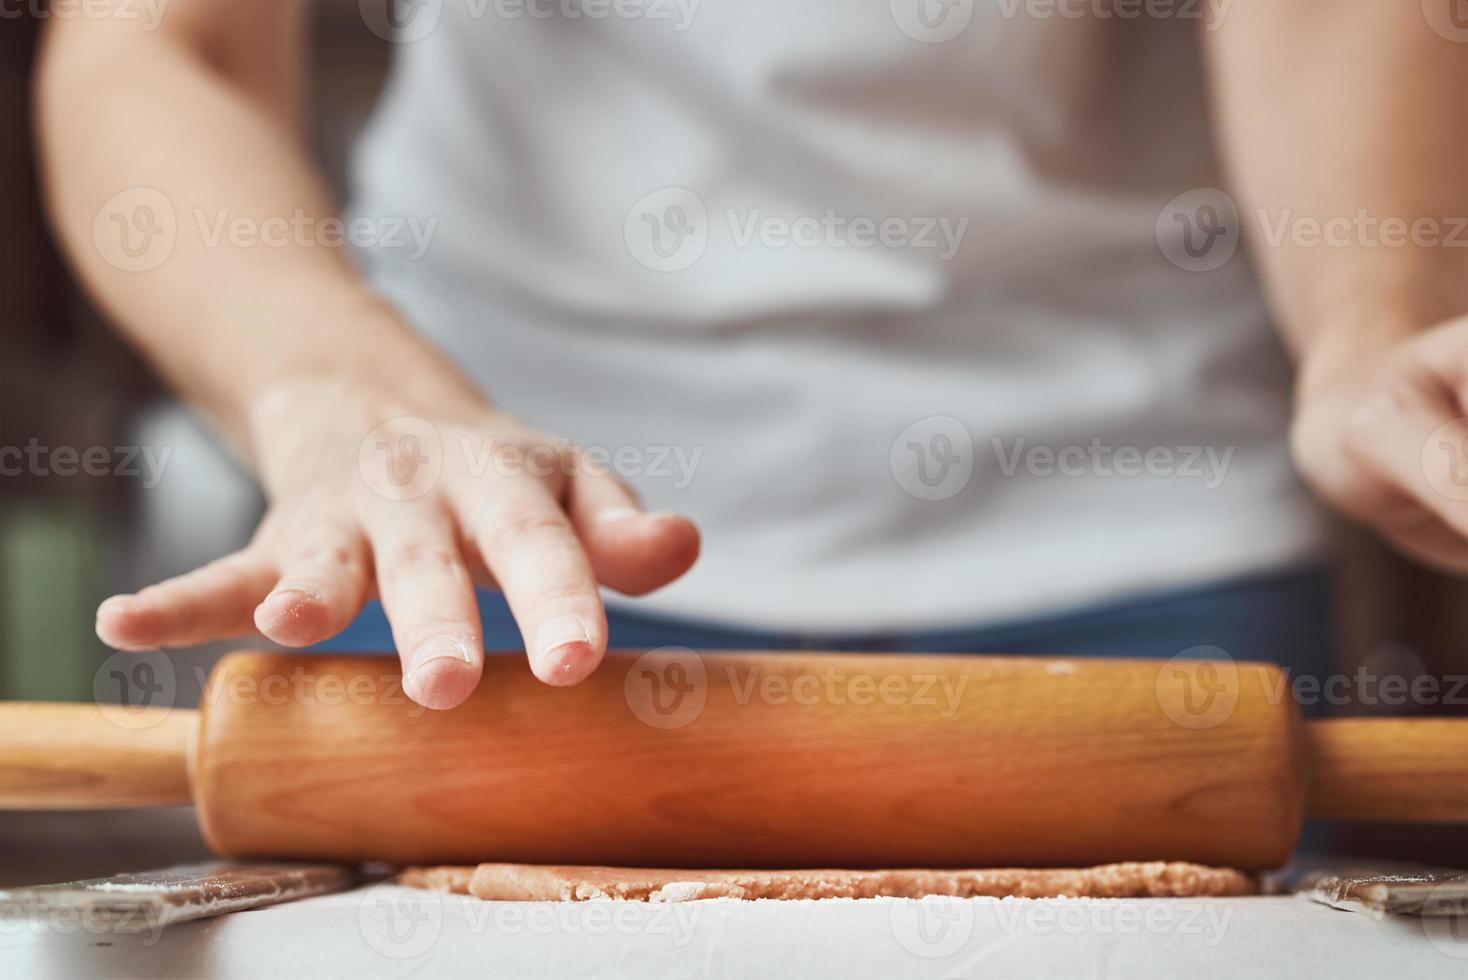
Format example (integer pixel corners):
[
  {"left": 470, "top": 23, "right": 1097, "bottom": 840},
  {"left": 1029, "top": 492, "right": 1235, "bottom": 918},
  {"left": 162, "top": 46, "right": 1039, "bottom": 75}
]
[{"left": 5, "top": 885, "right": 1465, "bottom": 979}]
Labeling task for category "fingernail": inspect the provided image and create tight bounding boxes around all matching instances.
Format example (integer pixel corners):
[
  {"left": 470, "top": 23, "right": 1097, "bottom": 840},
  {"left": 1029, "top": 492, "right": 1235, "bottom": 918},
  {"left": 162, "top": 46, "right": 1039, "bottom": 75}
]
[
  {"left": 404, "top": 636, "right": 477, "bottom": 710},
  {"left": 538, "top": 616, "right": 589, "bottom": 654},
  {"left": 267, "top": 585, "right": 324, "bottom": 605},
  {"left": 410, "top": 636, "right": 474, "bottom": 669},
  {"left": 535, "top": 616, "right": 591, "bottom": 679},
  {"left": 96, "top": 596, "right": 154, "bottom": 652},
  {"left": 595, "top": 507, "right": 643, "bottom": 524},
  {"left": 257, "top": 587, "right": 320, "bottom": 623},
  {"left": 97, "top": 595, "right": 136, "bottom": 619}
]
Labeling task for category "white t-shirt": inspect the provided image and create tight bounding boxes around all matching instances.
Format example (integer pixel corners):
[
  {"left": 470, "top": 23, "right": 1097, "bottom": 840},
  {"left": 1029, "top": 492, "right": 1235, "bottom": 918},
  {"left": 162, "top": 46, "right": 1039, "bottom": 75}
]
[{"left": 350, "top": 1, "right": 1326, "bottom": 632}]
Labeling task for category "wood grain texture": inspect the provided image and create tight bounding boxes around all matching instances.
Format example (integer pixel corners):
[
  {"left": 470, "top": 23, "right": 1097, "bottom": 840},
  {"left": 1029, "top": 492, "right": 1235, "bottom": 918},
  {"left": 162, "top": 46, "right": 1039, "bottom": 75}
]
[
  {"left": 0, "top": 703, "right": 193, "bottom": 808},
  {"left": 1307, "top": 718, "right": 1468, "bottom": 823},
  {"left": 193, "top": 651, "right": 1307, "bottom": 870},
  {"left": 8, "top": 653, "right": 1464, "bottom": 869}
]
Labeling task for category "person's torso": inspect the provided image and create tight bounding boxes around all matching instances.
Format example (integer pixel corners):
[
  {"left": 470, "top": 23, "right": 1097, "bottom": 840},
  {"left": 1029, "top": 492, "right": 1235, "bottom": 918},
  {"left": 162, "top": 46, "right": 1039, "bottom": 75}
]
[{"left": 350, "top": 0, "right": 1326, "bottom": 631}]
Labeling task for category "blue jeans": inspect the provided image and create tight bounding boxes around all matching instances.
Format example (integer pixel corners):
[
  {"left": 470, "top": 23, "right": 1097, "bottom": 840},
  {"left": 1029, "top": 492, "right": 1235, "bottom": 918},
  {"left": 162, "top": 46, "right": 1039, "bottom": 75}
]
[{"left": 323, "top": 566, "right": 1334, "bottom": 704}]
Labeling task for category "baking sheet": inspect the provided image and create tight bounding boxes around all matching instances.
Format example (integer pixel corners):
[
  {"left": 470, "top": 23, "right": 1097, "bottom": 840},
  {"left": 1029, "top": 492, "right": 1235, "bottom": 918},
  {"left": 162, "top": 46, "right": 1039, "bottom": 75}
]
[
  {"left": 0, "top": 863, "right": 358, "bottom": 933},
  {"left": 1296, "top": 870, "right": 1468, "bottom": 917}
]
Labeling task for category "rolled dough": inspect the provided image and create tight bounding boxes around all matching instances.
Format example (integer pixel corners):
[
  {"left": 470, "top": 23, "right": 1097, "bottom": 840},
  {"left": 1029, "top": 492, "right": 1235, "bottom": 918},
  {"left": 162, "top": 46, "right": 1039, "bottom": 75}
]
[{"left": 404, "top": 862, "right": 1255, "bottom": 903}]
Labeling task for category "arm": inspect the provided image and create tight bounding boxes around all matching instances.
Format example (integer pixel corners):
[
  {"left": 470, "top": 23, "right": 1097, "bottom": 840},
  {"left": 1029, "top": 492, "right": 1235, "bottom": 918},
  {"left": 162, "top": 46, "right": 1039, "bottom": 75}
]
[
  {"left": 1204, "top": 2, "right": 1468, "bottom": 571},
  {"left": 37, "top": 0, "right": 480, "bottom": 439},
  {"left": 37, "top": 0, "right": 698, "bottom": 707}
]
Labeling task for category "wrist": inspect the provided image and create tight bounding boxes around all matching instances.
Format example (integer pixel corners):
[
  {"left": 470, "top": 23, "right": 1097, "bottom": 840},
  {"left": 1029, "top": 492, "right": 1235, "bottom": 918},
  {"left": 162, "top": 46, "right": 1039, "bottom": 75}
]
[
  {"left": 243, "top": 373, "right": 507, "bottom": 498},
  {"left": 1296, "top": 334, "right": 1396, "bottom": 405},
  {"left": 247, "top": 372, "right": 493, "bottom": 445},
  {"left": 239, "top": 351, "right": 495, "bottom": 483},
  {"left": 1289, "top": 269, "right": 1468, "bottom": 403},
  {"left": 236, "top": 292, "right": 489, "bottom": 435},
  {"left": 1293, "top": 308, "right": 1432, "bottom": 405}
]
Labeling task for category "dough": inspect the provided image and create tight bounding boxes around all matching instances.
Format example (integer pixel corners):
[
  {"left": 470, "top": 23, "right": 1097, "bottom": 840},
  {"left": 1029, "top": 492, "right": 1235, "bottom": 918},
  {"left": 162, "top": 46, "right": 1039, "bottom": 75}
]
[
  {"left": 407, "top": 865, "right": 476, "bottom": 894},
  {"left": 404, "top": 862, "right": 1254, "bottom": 903}
]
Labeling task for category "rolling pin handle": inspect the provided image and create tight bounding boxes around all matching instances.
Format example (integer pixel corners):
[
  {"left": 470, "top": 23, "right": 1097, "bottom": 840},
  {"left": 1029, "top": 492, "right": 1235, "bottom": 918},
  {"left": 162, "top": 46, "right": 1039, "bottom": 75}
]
[
  {"left": 0, "top": 703, "right": 196, "bottom": 809},
  {"left": 1305, "top": 718, "right": 1468, "bottom": 824}
]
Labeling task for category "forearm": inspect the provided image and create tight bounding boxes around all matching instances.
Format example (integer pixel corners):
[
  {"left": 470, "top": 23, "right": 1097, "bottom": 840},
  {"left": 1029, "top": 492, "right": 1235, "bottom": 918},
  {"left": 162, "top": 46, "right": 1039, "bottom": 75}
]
[
  {"left": 36, "top": 5, "right": 485, "bottom": 459},
  {"left": 1203, "top": 2, "right": 1468, "bottom": 396}
]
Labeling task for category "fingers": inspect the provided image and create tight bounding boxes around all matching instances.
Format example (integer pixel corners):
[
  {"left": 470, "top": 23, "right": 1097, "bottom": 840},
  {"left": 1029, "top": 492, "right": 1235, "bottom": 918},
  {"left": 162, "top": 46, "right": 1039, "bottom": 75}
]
[
  {"left": 254, "top": 521, "right": 371, "bottom": 647},
  {"left": 96, "top": 550, "right": 277, "bottom": 650},
  {"left": 365, "top": 505, "right": 484, "bottom": 711},
  {"left": 455, "top": 479, "right": 607, "bottom": 687},
  {"left": 566, "top": 466, "right": 700, "bottom": 596},
  {"left": 1333, "top": 364, "right": 1468, "bottom": 570},
  {"left": 1344, "top": 379, "right": 1468, "bottom": 540},
  {"left": 1382, "top": 515, "right": 1468, "bottom": 574}
]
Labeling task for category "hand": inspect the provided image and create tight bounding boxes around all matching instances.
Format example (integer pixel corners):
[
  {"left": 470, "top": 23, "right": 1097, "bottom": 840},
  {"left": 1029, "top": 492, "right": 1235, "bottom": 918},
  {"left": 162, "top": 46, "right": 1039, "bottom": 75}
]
[
  {"left": 1293, "top": 316, "right": 1468, "bottom": 572},
  {"left": 94, "top": 379, "right": 701, "bottom": 709}
]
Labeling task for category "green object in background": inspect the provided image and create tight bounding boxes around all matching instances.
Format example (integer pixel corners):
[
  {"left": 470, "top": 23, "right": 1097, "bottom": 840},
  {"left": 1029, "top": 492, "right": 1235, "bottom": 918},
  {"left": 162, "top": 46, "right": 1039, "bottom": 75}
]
[{"left": 0, "top": 502, "right": 101, "bottom": 702}]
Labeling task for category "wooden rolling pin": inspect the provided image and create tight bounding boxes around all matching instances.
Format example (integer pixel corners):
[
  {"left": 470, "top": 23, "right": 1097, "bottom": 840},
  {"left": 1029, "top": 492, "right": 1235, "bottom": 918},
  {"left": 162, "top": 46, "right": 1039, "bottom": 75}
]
[{"left": 2, "top": 651, "right": 1465, "bottom": 870}]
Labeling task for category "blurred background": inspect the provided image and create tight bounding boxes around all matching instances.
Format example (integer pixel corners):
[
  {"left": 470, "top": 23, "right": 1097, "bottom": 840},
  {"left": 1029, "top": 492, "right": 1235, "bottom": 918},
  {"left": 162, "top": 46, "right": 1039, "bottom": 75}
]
[{"left": 1, "top": 4, "right": 1464, "bottom": 876}]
